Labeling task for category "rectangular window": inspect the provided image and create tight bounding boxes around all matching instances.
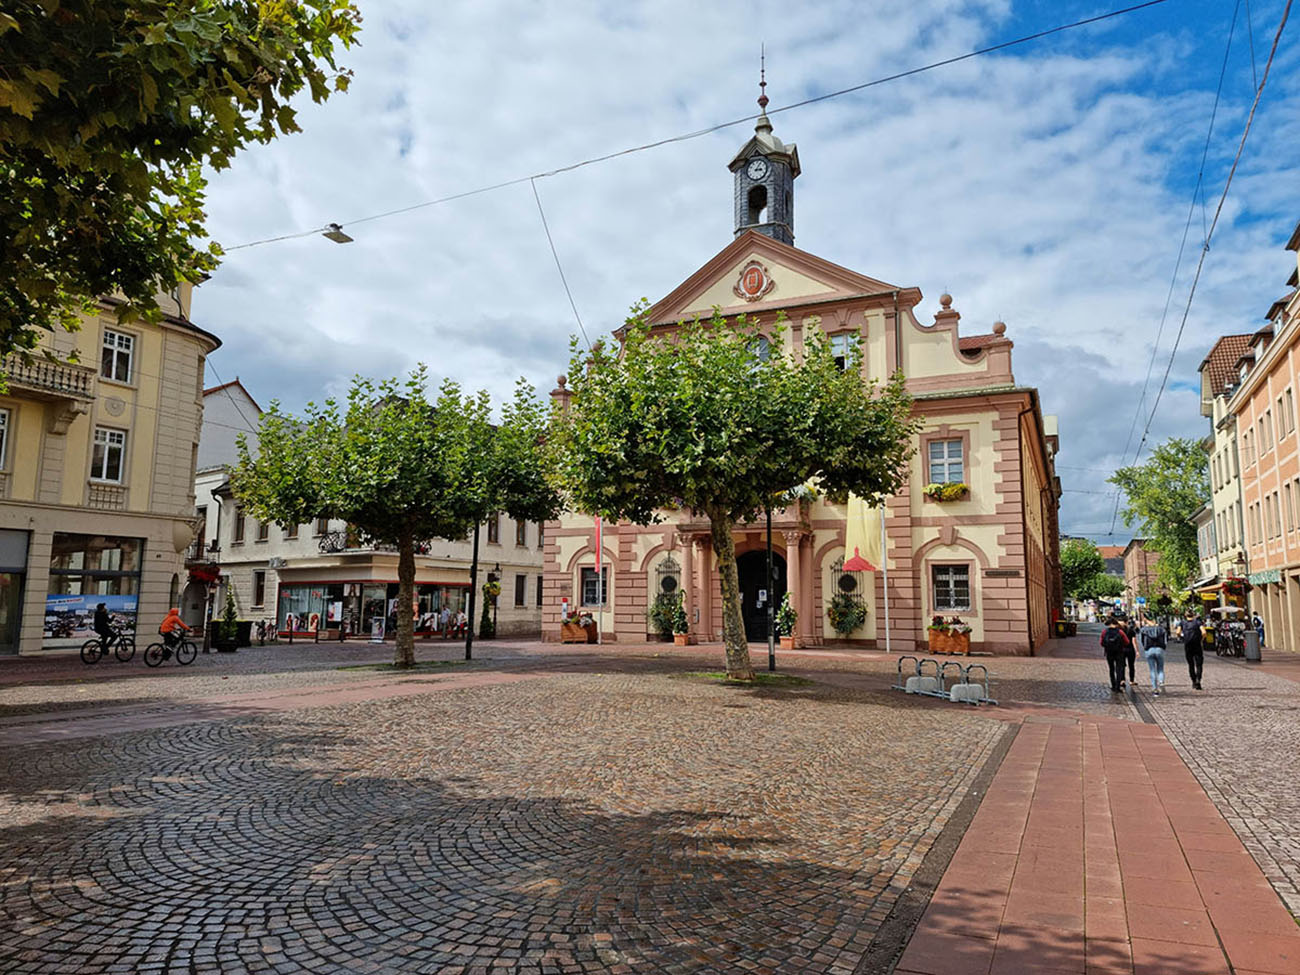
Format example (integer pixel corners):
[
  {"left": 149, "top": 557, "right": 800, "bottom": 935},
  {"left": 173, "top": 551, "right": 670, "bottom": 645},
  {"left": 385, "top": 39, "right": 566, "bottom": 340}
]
[
  {"left": 1287, "top": 485, "right": 1294, "bottom": 533},
  {"left": 932, "top": 564, "right": 971, "bottom": 611},
  {"left": 284, "top": 522, "right": 299, "bottom": 539},
  {"left": 100, "top": 329, "right": 134, "bottom": 383},
  {"left": 829, "top": 332, "right": 858, "bottom": 371},
  {"left": 253, "top": 570, "right": 266, "bottom": 607},
  {"left": 0, "top": 407, "right": 8, "bottom": 468},
  {"left": 1288, "top": 389, "right": 1296, "bottom": 433},
  {"left": 1233, "top": 440, "right": 1239, "bottom": 476},
  {"left": 257, "top": 520, "right": 269, "bottom": 542},
  {"left": 1237, "top": 500, "right": 1243, "bottom": 545},
  {"left": 580, "top": 567, "right": 608, "bottom": 607},
  {"left": 233, "top": 506, "right": 246, "bottom": 543},
  {"left": 927, "top": 439, "right": 964, "bottom": 484},
  {"left": 515, "top": 520, "right": 527, "bottom": 546},
  {"left": 487, "top": 515, "right": 500, "bottom": 544},
  {"left": 538, "top": 522, "right": 545, "bottom": 547},
  {"left": 315, "top": 517, "right": 329, "bottom": 536},
  {"left": 91, "top": 427, "right": 126, "bottom": 482},
  {"left": 536, "top": 573, "right": 544, "bottom": 608},
  {"left": 515, "top": 573, "right": 526, "bottom": 607}
]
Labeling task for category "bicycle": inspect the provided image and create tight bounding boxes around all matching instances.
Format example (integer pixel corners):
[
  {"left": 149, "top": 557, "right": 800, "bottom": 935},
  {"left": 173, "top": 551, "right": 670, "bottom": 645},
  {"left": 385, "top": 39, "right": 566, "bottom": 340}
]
[
  {"left": 80, "top": 631, "right": 136, "bottom": 664},
  {"left": 144, "top": 636, "right": 197, "bottom": 667}
]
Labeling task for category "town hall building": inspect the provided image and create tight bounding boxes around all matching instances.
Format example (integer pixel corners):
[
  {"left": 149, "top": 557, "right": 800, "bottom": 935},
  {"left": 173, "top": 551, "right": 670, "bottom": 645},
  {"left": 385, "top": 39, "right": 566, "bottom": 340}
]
[{"left": 542, "top": 95, "right": 1062, "bottom": 655}]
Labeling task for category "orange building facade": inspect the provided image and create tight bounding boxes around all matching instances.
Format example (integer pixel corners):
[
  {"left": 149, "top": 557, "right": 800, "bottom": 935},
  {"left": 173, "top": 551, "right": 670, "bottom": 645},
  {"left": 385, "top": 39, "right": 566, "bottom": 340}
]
[{"left": 1227, "top": 221, "right": 1300, "bottom": 650}]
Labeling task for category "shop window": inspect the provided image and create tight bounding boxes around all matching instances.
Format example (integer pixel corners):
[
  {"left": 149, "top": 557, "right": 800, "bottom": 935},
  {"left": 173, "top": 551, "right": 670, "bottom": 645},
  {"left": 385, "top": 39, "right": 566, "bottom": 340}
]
[
  {"left": 0, "top": 407, "right": 8, "bottom": 468},
  {"left": 487, "top": 515, "right": 500, "bottom": 544},
  {"left": 516, "top": 520, "right": 527, "bottom": 546},
  {"left": 44, "top": 533, "right": 143, "bottom": 646},
  {"left": 580, "top": 567, "right": 608, "bottom": 607},
  {"left": 536, "top": 573, "right": 544, "bottom": 607},
  {"left": 253, "top": 571, "right": 266, "bottom": 607},
  {"left": 233, "top": 506, "right": 245, "bottom": 543},
  {"left": 91, "top": 427, "right": 127, "bottom": 482},
  {"left": 932, "top": 564, "right": 971, "bottom": 612},
  {"left": 927, "top": 439, "right": 964, "bottom": 484},
  {"left": 101, "top": 329, "right": 134, "bottom": 383},
  {"left": 515, "top": 573, "right": 526, "bottom": 607}
]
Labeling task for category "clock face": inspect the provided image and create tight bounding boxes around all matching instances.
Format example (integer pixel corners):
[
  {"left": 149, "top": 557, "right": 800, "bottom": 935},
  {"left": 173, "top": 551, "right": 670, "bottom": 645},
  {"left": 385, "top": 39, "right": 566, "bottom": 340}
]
[{"left": 746, "top": 158, "right": 768, "bottom": 180}]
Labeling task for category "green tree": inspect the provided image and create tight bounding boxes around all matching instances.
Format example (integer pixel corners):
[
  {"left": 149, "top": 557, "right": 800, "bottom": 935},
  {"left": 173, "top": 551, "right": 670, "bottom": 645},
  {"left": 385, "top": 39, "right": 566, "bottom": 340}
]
[
  {"left": 230, "top": 368, "right": 560, "bottom": 668},
  {"left": 550, "top": 305, "right": 918, "bottom": 680},
  {"left": 1060, "top": 538, "right": 1106, "bottom": 597},
  {"left": 1083, "top": 573, "right": 1125, "bottom": 599},
  {"left": 0, "top": 0, "right": 360, "bottom": 356},
  {"left": 1109, "top": 438, "right": 1208, "bottom": 592}
]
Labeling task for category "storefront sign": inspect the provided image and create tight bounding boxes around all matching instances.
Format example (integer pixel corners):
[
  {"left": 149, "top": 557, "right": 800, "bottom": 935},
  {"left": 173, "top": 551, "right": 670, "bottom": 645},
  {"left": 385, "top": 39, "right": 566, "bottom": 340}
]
[{"left": 1248, "top": 568, "right": 1281, "bottom": 585}]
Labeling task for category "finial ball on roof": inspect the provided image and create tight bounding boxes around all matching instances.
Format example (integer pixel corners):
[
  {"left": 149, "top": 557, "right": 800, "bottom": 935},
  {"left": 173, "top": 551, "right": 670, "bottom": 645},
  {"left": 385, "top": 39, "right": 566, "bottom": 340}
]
[
  {"left": 939, "top": 293, "right": 953, "bottom": 309},
  {"left": 993, "top": 321, "right": 1007, "bottom": 335},
  {"left": 556, "top": 375, "right": 567, "bottom": 388}
]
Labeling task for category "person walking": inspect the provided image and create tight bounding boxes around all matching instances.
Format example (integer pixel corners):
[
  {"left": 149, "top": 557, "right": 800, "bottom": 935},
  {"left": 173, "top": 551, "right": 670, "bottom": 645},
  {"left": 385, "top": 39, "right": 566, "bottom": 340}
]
[
  {"left": 1121, "top": 617, "right": 1138, "bottom": 688},
  {"left": 1138, "top": 614, "right": 1167, "bottom": 696},
  {"left": 1254, "top": 613, "right": 1265, "bottom": 647},
  {"left": 1182, "top": 610, "right": 1205, "bottom": 690},
  {"left": 439, "top": 605, "right": 452, "bottom": 640},
  {"left": 1100, "top": 617, "right": 1130, "bottom": 692}
]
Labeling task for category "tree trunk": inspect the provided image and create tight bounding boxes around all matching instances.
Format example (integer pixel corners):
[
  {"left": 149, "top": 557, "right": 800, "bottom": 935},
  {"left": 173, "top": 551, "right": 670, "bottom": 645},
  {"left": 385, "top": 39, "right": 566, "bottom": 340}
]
[
  {"left": 709, "top": 509, "right": 754, "bottom": 680},
  {"left": 395, "top": 533, "right": 416, "bottom": 668}
]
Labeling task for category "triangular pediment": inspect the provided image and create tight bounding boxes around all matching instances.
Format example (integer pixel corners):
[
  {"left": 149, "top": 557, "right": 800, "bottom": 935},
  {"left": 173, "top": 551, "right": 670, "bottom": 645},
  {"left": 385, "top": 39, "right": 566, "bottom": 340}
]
[{"left": 645, "top": 231, "right": 902, "bottom": 326}]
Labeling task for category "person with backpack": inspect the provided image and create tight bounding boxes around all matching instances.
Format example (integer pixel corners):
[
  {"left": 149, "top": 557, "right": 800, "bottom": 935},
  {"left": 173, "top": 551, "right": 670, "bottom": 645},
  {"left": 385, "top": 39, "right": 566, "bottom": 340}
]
[
  {"left": 1182, "top": 610, "right": 1205, "bottom": 690},
  {"left": 1137, "top": 614, "right": 1168, "bottom": 695},
  {"left": 1100, "top": 617, "right": 1130, "bottom": 692},
  {"left": 1121, "top": 617, "right": 1138, "bottom": 687}
]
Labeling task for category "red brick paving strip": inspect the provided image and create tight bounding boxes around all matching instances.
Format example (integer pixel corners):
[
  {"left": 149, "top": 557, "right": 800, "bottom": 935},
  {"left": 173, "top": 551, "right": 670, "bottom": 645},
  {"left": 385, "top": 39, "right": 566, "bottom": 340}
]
[{"left": 896, "top": 718, "right": 1300, "bottom": 975}]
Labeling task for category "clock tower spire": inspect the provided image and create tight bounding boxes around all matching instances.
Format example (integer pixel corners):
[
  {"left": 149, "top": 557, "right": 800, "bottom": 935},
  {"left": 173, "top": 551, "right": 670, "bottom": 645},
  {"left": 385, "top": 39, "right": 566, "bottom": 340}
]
[{"left": 728, "top": 56, "right": 800, "bottom": 245}]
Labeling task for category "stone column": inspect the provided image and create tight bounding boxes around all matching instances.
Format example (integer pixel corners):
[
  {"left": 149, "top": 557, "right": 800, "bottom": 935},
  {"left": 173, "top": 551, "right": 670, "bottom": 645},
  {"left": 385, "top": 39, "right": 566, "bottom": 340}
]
[
  {"left": 697, "top": 537, "right": 714, "bottom": 640},
  {"left": 784, "top": 530, "right": 804, "bottom": 648},
  {"left": 680, "top": 533, "right": 694, "bottom": 634}
]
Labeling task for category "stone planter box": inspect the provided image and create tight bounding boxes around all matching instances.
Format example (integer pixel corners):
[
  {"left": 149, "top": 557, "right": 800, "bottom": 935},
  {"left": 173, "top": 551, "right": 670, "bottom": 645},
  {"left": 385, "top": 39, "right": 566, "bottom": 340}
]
[{"left": 779, "top": 636, "right": 795, "bottom": 650}]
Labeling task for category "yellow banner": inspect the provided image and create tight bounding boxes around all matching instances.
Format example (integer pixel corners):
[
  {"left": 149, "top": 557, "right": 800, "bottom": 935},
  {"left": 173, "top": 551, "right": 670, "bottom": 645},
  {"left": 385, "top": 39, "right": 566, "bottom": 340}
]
[{"left": 843, "top": 494, "right": 883, "bottom": 572}]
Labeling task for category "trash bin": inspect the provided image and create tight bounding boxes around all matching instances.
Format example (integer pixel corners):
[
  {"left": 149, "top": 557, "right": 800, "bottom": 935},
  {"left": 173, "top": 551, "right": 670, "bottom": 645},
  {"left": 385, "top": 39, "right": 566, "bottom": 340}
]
[
  {"left": 236, "top": 619, "right": 253, "bottom": 648},
  {"left": 1054, "top": 620, "right": 1068, "bottom": 638},
  {"left": 1244, "top": 629, "right": 1261, "bottom": 661}
]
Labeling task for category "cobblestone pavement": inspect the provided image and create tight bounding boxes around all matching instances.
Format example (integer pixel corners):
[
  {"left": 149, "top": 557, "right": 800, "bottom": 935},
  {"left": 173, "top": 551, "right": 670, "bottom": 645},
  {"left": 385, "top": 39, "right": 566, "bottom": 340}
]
[
  {"left": 1140, "top": 643, "right": 1300, "bottom": 916},
  {"left": 0, "top": 661, "right": 1004, "bottom": 974}
]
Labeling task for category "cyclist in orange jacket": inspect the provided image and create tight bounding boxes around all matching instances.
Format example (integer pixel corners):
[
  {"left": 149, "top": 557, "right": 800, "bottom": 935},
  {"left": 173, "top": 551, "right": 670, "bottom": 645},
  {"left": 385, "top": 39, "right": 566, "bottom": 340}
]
[{"left": 159, "top": 608, "right": 192, "bottom": 648}]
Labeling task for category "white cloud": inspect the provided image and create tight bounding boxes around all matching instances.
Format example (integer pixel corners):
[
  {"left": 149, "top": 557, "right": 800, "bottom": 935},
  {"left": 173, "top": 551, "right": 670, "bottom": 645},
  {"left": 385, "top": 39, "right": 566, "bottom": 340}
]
[{"left": 197, "top": 0, "right": 1300, "bottom": 539}]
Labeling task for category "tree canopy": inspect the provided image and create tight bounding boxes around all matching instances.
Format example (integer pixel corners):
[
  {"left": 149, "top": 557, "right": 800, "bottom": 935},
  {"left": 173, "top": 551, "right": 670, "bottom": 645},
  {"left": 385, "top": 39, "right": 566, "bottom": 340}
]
[
  {"left": 0, "top": 0, "right": 360, "bottom": 355},
  {"left": 1083, "top": 572, "right": 1125, "bottom": 600},
  {"left": 1060, "top": 538, "right": 1106, "bottom": 598},
  {"left": 231, "top": 369, "right": 560, "bottom": 667},
  {"left": 1109, "top": 438, "right": 1208, "bottom": 592},
  {"left": 549, "top": 304, "right": 919, "bottom": 679}
]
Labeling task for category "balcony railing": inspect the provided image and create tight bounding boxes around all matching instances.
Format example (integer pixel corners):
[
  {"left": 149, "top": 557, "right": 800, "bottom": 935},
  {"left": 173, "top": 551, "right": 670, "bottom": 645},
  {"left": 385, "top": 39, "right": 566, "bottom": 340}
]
[
  {"left": 2, "top": 353, "right": 96, "bottom": 400},
  {"left": 318, "top": 530, "right": 432, "bottom": 555}
]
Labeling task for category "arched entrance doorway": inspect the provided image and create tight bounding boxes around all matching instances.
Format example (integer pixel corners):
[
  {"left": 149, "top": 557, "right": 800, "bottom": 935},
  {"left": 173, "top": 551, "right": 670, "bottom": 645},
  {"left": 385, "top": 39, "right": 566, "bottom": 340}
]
[{"left": 735, "top": 550, "right": 787, "bottom": 642}]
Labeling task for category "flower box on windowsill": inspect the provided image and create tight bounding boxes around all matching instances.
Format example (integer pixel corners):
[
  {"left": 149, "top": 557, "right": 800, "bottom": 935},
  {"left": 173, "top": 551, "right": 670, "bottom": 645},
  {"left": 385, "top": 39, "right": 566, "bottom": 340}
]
[{"left": 923, "top": 482, "right": 970, "bottom": 503}]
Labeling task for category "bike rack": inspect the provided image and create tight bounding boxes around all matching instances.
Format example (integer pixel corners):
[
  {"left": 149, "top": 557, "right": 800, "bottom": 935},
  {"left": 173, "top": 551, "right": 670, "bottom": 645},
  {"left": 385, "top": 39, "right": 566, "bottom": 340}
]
[{"left": 891, "top": 656, "right": 998, "bottom": 706}]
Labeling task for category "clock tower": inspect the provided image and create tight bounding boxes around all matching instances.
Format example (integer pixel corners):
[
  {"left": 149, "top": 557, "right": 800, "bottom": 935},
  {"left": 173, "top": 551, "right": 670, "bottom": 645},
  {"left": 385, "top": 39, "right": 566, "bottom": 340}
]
[{"left": 728, "top": 73, "right": 800, "bottom": 245}]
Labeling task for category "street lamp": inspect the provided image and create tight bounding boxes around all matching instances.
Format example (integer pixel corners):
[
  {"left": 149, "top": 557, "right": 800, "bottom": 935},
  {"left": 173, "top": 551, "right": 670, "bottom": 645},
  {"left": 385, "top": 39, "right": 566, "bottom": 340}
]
[{"left": 322, "top": 222, "right": 354, "bottom": 244}]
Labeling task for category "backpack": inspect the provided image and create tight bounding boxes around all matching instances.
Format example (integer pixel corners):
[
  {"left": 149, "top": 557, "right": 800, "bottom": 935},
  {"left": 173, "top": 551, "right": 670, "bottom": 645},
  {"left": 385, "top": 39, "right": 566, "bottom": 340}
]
[
  {"left": 1101, "top": 628, "right": 1127, "bottom": 654},
  {"left": 1142, "top": 625, "right": 1167, "bottom": 649},
  {"left": 1182, "top": 619, "right": 1201, "bottom": 643}
]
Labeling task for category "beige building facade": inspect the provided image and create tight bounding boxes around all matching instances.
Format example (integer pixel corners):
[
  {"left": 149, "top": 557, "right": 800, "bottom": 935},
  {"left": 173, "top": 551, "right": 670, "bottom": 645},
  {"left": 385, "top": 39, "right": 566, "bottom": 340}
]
[
  {"left": 1197, "top": 334, "right": 1253, "bottom": 595},
  {"left": 0, "top": 286, "right": 219, "bottom": 654},
  {"left": 541, "top": 110, "right": 1062, "bottom": 654}
]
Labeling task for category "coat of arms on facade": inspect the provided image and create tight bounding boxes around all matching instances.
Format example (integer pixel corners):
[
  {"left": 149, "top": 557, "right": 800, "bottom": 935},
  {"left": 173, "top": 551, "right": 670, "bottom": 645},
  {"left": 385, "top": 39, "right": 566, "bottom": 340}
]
[{"left": 734, "top": 260, "right": 775, "bottom": 301}]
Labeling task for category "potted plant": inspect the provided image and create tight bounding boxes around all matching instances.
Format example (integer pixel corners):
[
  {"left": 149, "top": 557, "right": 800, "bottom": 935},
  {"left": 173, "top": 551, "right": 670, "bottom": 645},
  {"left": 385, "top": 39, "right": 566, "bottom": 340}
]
[
  {"left": 647, "top": 594, "right": 676, "bottom": 641},
  {"left": 671, "top": 593, "right": 694, "bottom": 645},
  {"left": 775, "top": 592, "right": 798, "bottom": 649},
  {"left": 923, "top": 482, "right": 970, "bottom": 502},
  {"left": 479, "top": 580, "right": 500, "bottom": 639},
  {"left": 215, "top": 589, "right": 239, "bottom": 653},
  {"left": 560, "top": 610, "right": 587, "bottom": 643},
  {"left": 826, "top": 592, "right": 867, "bottom": 637},
  {"left": 928, "top": 615, "right": 972, "bottom": 654}
]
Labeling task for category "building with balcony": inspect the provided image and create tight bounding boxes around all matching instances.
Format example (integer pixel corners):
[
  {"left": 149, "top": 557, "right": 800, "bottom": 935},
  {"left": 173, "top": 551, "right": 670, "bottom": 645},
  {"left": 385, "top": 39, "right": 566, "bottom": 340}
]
[
  {"left": 542, "top": 106, "right": 1063, "bottom": 654},
  {"left": 1196, "top": 333, "right": 1253, "bottom": 602},
  {"left": 192, "top": 382, "right": 546, "bottom": 640},
  {"left": 1227, "top": 219, "right": 1300, "bottom": 651},
  {"left": 0, "top": 286, "right": 220, "bottom": 654}
]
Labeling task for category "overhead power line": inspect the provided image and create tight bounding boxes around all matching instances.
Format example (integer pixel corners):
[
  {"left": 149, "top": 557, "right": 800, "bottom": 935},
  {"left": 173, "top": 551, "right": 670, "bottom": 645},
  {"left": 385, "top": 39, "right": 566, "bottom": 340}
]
[{"left": 222, "top": 0, "right": 1170, "bottom": 252}]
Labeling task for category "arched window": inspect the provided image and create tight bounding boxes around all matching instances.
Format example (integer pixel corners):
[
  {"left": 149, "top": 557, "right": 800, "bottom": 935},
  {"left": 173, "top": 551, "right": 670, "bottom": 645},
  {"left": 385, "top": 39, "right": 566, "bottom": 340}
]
[
  {"left": 168, "top": 573, "right": 179, "bottom": 607},
  {"left": 747, "top": 185, "right": 768, "bottom": 225}
]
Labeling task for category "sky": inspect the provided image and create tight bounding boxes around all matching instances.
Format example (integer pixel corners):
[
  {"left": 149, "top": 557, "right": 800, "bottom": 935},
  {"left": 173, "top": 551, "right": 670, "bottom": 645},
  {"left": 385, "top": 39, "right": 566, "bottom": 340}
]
[{"left": 197, "top": 0, "right": 1300, "bottom": 543}]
